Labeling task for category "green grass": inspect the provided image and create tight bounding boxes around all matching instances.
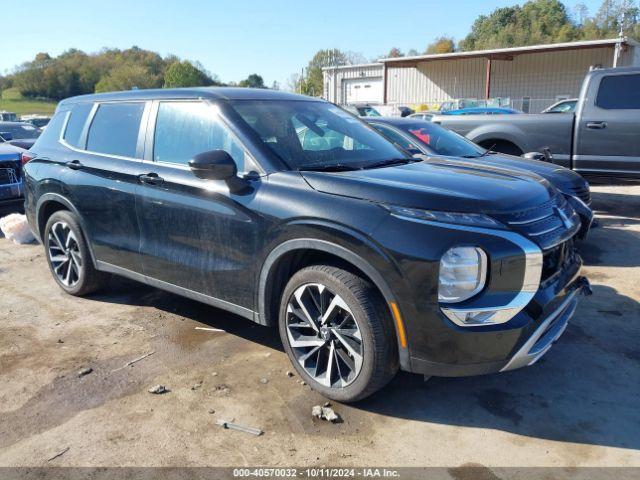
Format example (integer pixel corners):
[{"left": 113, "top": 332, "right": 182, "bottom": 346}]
[{"left": 0, "top": 98, "right": 58, "bottom": 116}]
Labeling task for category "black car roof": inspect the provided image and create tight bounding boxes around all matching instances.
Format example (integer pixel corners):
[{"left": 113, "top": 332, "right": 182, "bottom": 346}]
[
  {"left": 0, "top": 121, "right": 33, "bottom": 127},
  {"left": 364, "top": 117, "right": 428, "bottom": 126},
  {"left": 59, "top": 87, "right": 320, "bottom": 107}
]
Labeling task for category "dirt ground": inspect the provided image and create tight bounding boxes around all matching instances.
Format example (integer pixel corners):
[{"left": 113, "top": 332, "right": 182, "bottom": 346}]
[{"left": 0, "top": 185, "right": 638, "bottom": 469}]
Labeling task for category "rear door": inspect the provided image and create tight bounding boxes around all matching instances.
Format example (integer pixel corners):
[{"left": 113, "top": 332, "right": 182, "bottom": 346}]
[
  {"left": 136, "top": 99, "right": 263, "bottom": 314},
  {"left": 61, "top": 101, "right": 149, "bottom": 271},
  {"left": 574, "top": 72, "right": 640, "bottom": 177}
]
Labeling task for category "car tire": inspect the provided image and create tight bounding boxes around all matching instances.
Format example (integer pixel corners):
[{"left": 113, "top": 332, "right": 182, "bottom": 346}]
[
  {"left": 278, "top": 264, "right": 398, "bottom": 403},
  {"left": 44, "top": 210, "right": 110, "bottom": 296}
]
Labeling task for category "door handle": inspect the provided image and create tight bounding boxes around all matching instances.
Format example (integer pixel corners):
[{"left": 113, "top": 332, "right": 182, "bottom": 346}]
[
  {"left": 139, "top": 173, "right": 164, "bottom": 185},
  {"left": 586, "top": 121, "right": 607, "bottom": 129},
  {"left": 67, "top": 160, "right": 83, "bottom": 170}
]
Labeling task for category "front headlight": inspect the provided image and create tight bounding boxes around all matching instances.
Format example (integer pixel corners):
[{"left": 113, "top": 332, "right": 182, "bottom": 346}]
[
  {"left": 384, "top": 205, "right": 504, "bottom": 229},
  {"left": 438, "top": 247, "right": 487, "bottom": 303}
]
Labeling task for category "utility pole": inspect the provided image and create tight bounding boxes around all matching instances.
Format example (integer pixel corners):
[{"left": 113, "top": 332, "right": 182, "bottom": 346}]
[{"left": 613, "top": 11, "right": 626, "bottom": 68}]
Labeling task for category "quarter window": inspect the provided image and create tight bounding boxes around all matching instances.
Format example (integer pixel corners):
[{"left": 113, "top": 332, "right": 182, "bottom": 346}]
[
  {"left": 153, "top": 101, "right": 253, "bottom": 172},
  {"left": 63, "top": 102, "right": 94, "bottom": 148},
  {"left": 86, "top": 102, "right": 145, "bottom": 157},
  {"left": 596, "top": 74, "right": 640, "bottom": 109}
]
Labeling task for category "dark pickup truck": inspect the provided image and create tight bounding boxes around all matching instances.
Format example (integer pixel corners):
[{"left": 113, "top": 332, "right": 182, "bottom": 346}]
[{"left": 433, "top": 66, "right": 640, "bottom": 180}]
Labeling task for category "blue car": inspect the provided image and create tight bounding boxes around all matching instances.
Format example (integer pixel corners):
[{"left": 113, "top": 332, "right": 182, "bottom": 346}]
[
  {"left": 441, "top": 107, "right": 521, "bottom": 115},
  {"left": 0, "top": 143, "right": 25, "bottom": 213}
]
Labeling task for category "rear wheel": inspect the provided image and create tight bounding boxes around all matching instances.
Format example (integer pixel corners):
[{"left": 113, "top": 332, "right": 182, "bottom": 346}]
[
  {"left": 279, "top": 265, "right": 398, "bottom": 402},
  {"left": 44, "top": 210, "right": 110, "bottom": 296}
]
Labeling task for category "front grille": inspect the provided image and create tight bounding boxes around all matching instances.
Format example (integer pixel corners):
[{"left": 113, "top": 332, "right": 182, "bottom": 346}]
[
  {"left": 542, "top": 238, "right": 576, "bottom": 282},
  {"left": 568, "top": 184, "right": 591, "bottom": 205},
  {"left": 493, "top": 194, "right": 582, "bottom": 250},
  {"left": 0, "top": 167, "right": 19, "bottom": 186}
]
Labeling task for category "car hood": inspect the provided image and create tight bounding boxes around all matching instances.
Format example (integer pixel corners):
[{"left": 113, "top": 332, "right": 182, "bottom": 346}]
[
  {"left": 300, "top": 157, "right": 557, "bottom": 214},
  {"left": 458, "top": 152, "right": 587, "bottom": 193}
]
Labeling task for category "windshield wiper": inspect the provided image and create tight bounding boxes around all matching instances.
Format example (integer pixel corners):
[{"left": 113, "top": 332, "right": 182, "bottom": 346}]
[
  {"left": 298, "top": 164, "right": 362, "bottom": 172},
  {"left": 362, "top": 158, "right": 420, "bottom": 169}
]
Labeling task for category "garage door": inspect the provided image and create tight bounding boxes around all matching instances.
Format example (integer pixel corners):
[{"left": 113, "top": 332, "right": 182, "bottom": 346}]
[{"left": 343, "top": 77, "right": 383, "bottom": 104}]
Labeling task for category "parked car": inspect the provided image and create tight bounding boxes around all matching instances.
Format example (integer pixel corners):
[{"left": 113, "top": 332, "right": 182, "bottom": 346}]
[
  {"left": 408, "top": 112, "right": 434, "bottom": 121},
  {"left": 344, "top": 104, "right": 381, "bottom": 117},
  {"left": 21, "top": 115, "right": 52, "bottom": 129},
  {"left": 440, "top": 107, "right": 522, "bottom": 115},
  {"left": 0, "top": 143, "right": 25, "bottom": 212},
  {"left": 365, "top": 117, "right": 591, "bottom": 205},
  {"left": 432, "top": 67, "right": 640, "bottom": 179},
  {"left": 542, "top": 99, "right": 578, "bottom": 114},
  {"left": 24, "top": 88, "right": 591, "bottom": 402},
  {"left": 0, "top": 121, "right": 41, "bottom": 149},
  {"left": 0, "top": 111, "right": 18, "bottom": 122}
]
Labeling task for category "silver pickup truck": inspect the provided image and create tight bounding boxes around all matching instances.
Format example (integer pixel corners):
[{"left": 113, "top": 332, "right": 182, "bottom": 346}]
[{"left": 433, "top": 66, "right": 640, "bottom": 179}]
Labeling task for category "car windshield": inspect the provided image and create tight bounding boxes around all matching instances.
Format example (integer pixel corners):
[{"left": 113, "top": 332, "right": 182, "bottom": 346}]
[
  {"left": 547, "top": 101, "right": 576, "bottom": 113},
  {"left": 399, "top": 122, "right": 486, "bottom": 158},
  {"left": 229, "top": 100, "right": 409, "bottom": 170},
  {"left": 0, "top": 123, "right": 40, "bottom": 140}
]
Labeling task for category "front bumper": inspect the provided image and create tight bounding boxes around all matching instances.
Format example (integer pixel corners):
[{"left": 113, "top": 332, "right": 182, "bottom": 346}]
[
  {"left": 500, "top": 277, "right": 589, "bottom": 371},
  {"left": 408, "top": 273, "right": 590, "bottom": 377}
]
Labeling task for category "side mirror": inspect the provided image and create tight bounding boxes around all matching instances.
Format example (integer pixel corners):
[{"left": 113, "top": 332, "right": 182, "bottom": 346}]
[
  {"left": 0, "top": 132, "right": 14, "bottom": 141},
  {"left": 522, "top": 151, "right": 545, "bottom": 161},
  {"left": 523, "top": 149, "right": 554, "bottom": 163},
  {"left": 188, "top": 150, "right": 237, "bottom": 180}
]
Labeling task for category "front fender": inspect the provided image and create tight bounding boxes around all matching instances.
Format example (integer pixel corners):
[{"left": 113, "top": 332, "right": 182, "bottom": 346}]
[{"left": 257, "top": 225, "right": 411, "bottom": 371}]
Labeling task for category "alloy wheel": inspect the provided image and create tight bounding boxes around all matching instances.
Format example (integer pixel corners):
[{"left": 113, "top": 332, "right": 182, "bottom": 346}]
[
  {"left": 48, "top": 221, "right": 82, "bottom": 287},
  {"left": 285, "top": 283, "right": 363, "bottom": 388}
]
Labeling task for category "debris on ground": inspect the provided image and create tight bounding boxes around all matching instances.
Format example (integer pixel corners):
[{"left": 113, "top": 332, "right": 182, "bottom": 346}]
[
  {"left": 195, "top": 327, "right": 225, "bottom": 333},
  {"left": 191, "top": 381, "right": 203, "bottom": 391},
  {"left": 112, "top": 351, "right": 155, "bottom": 372},
  {"left": 323, "top": 401, "right": 331, "bottom": 408},
  {"left": 286, "top": 371, "right": 294, "bottom": 377},
  {"left": 47, "top": 446, "right": 70, "bottom": 462},
  {"left": 57, "top": 339, "right": 64, "bottom": 344},
  {"left": 148, "top": 385, "right": 169, "bottom": 394},
  {"left": 312, "top": 405, "right": 341, "bottom": 423},
  {"left": 259, "top": 378, "right": 268, "bottom": 384},
  {"left": 213, "top": 384, "right": 231, "bottom": 396},
  {"left": 215, "top": 419, "right": 263, "bottom": 436},
  {"left": 211, "top": 372, "right": 218, "bottom": 377},
  {"left": 0, "top": 214, "right": 36, "bottom": 245},
  {"left": 298, "top": 380, "right": 306, "bottom": 386},
  {"left": 77, "top": 367, "right": 93, "bottom": 377},
  {"left": 208, "top": 409, "right": 215, "bottom": 414}
]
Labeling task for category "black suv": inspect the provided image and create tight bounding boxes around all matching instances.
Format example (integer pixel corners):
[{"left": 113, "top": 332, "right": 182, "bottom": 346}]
[{"left": 24, "top": 88, "right": 592, "bottom": 402}]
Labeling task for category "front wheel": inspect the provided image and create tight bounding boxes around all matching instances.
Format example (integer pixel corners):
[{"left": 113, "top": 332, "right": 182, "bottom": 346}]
[{"left": 278, "top": 265, "right": 398, "bottom": 403}]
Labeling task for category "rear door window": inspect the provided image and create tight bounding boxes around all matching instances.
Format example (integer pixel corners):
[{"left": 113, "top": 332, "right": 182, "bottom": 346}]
[
  {"left": 596, "top": 74, "right": 640, "bottom": 109},
  {"left": 63, "top": 102, "right": 94, "bottom": 148},
  {"left": 87, "top": 102, "right": 145, "bottom": 157}
]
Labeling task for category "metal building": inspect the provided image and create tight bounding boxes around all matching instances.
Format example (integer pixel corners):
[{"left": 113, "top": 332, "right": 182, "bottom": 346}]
[{"left": 323, "top": 37, "right": 640, "bottom": 113}]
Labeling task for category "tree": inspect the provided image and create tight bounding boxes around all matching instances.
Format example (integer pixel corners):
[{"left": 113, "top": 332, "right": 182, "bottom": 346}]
[
  {"left": 238, "top": 73, "right": 266, "bottom": 88},
  {"left": 164, "top": 60, "right": 211, "bottom": 87},
  {"left": 407, "top": 49, "right": 420, "bottom": 57},
  {"left": 459, "top": 0, "right": 579, "bottom": 50},
  {"left": 425, "top": 36, "right": 456, "bottom": 54},
  {"left": 386, "top": 47, "right": 404, "bottom": 58},
  {"left": 95, "top": 64, "right": 162, "bottom": 92},
  {"left": 300, "top": 49, "right": 351, "bottom": 97}
]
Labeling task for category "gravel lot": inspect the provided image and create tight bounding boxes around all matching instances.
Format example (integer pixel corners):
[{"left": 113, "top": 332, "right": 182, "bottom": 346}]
[{"left": 0, "top": 185, "right": 638, "bottom": 469}]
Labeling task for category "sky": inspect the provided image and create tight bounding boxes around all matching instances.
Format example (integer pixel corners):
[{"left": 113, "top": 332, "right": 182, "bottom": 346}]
[{"left": 2, "top": 0, "right": 606, "bottom": 88}]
